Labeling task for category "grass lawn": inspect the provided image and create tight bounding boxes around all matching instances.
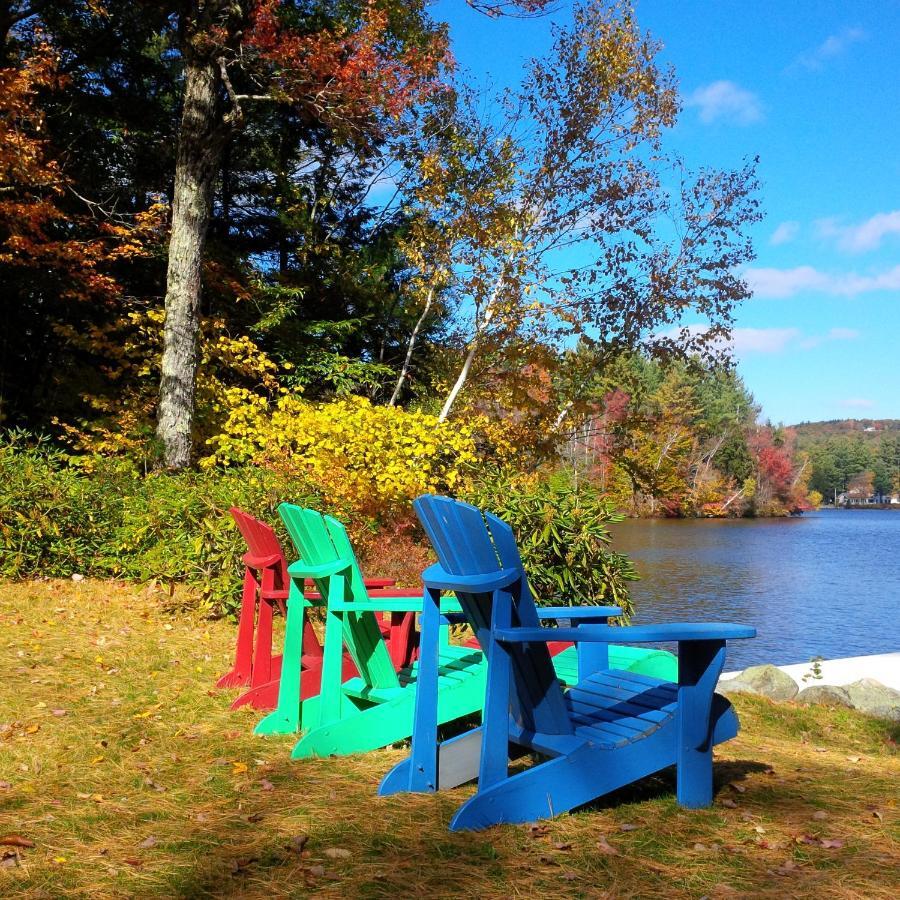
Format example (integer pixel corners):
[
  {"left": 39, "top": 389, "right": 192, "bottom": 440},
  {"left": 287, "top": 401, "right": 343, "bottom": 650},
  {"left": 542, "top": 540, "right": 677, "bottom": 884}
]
[{"left": 1, "top": 579, "right": 897, "bottom": 898}]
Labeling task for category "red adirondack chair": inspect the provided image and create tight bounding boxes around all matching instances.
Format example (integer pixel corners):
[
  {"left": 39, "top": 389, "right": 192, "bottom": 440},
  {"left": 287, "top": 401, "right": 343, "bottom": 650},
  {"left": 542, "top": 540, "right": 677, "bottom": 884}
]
[{"left": 217, "top": 508, "right": 419, "bottom": 711}]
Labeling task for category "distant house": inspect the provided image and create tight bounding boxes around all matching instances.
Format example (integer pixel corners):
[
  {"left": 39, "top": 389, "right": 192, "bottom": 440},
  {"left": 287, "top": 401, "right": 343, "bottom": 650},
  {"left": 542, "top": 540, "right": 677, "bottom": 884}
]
[{"left": 837, "top": 489, "right": 900, "bottom": 506}]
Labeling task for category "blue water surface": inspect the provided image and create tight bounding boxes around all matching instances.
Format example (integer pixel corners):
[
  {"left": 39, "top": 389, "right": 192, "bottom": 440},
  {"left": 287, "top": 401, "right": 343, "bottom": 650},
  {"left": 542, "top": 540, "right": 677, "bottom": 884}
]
[{"left": 610, "top": 509, "right": 900, "bottom": 670}]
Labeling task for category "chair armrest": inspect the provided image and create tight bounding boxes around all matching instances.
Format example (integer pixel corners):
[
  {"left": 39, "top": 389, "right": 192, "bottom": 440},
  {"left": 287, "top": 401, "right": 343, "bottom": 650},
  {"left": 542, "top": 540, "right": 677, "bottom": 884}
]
[
  {"left": 287, "top": 558, "right": 351, "bottom": 579},
  {"left": 537, "top": 606, "right": 622, "bottom": 621},
  {"left": 328, "top": 596, "right": 462, "bottom": 614},
  {"left": 495, "top": 622, "right": 756, "bottom": 644},
  {"left": 422, "top": 563, "right": 521, "bottom": 593},
  {"left": 243, "top": 552, "right": 283, "bottom": 569}
]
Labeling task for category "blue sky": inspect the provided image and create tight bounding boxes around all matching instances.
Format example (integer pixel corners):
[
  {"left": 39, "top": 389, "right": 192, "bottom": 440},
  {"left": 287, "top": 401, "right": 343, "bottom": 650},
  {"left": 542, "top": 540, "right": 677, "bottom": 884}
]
[{"left": 434, "top": 0, "right": 900, "bottom": 424}]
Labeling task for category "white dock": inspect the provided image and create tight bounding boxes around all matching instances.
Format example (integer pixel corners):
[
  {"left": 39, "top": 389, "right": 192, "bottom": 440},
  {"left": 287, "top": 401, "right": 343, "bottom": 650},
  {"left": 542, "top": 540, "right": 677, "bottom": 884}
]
[{"left": 723, "top": 652, "right": 900, "bottom": 692}]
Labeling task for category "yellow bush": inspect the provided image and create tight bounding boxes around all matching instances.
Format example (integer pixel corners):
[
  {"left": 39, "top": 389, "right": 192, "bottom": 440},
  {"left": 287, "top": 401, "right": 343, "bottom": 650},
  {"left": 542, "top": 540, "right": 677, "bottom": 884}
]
[{"left": 202, "top": 395, "right": 510, "bottom": 516}]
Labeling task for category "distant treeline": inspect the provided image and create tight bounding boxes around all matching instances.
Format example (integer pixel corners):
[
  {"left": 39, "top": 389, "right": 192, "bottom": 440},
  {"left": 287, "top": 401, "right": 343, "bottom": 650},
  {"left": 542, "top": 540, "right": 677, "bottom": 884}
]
[{"left": 795, "top": 422, "right": 900, "bottom": 500}]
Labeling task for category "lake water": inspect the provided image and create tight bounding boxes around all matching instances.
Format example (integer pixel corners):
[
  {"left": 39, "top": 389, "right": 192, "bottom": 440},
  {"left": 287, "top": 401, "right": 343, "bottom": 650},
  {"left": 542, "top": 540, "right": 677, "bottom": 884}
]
[{"left": 610, "top": 509, "right": 900, "bottom": 671}]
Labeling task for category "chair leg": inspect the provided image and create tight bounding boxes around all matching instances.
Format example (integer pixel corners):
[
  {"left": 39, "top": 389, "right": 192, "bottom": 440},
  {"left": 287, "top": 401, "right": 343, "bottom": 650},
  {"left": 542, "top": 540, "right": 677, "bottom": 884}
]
[
  {"left": 254, "top": 579, "right": 307, "bottom": 735},
  {"left": 406, "top": 586, "right": 443, "bottom": 792},
  {"left": 251, "top": 568, "right": 277, "bottom": 689},
  {"left": 676, "top": 639, "right": 726, "bottom": 808},
  {"left": 216, "top": 567, "right": 257, "bottom": 688}
]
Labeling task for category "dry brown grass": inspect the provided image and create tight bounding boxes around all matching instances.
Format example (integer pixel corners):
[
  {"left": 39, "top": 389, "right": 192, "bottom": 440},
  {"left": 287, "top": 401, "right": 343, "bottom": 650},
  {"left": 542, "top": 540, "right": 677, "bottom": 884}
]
[{"left": 1, "top": 579, "right": 897, "bottom": 899}]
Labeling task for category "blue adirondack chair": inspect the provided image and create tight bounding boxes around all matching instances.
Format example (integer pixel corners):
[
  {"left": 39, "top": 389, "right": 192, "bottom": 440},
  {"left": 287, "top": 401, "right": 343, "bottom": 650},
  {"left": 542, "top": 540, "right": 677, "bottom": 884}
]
[{"left": 380, "top": 495, "right": 756, "bottom": 831}]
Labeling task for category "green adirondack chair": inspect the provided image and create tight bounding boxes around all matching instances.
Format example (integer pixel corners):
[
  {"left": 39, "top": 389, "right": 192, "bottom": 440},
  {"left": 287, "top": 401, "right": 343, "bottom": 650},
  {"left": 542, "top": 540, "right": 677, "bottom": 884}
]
[
  {"left": 254, "top": 503, "right": 488, "bottom": 758},
  {"left": 254, "top": 504, "right": 676, "bottom": 758}
]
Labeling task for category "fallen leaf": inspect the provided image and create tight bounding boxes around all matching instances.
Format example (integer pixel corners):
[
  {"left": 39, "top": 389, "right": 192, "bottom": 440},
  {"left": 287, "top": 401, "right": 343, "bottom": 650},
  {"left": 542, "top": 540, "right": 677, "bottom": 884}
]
[
  {"left": 846, "top": 755, "right": 861, "bottom": 763},
  {"left": 596, "top": 837, "right": 619, "bottom": 856},
  {"left": 728, "top": 782, "right": 746, "bottom": 794},
  {"left": 772, "top": 860, "right": 799, "bottom": 876},
  {"left": 230, "top": 856, "right": 257, "bottom": 874},
  {"left": 619, "top": 823, "right": 640, "bottom": 832},
  {"left": 289, "top": 834, "right": 309, "bottom": 854},
  {"left": 1, "top": 852, "right": 18, "bottom": 868},
  {"left": 820, "top": 839, "right": 844, "bottom": 849},
  {"left": 539, "top": 854, "right": 559, "bottom": 866},
  {"left": 0, "top": 782, "right": 10, "bottom": 791},
  {"left": 554, "top": 842, "right": 572, "bottom": 851},
  {"left": 138, "top": 836, "right": 157, "bottom": 849},
  {"left": 258, "top": 779, "right": 275, "bottom": 792},
  {"left": 526, "top": 823, "right": 550, "bottom": 837},
  {"left": 123, "top": 857, "right": 143, "bottom": 868},
  {"left": 812, "top": 810, "right": 828, "bottom": 821},
  {"left": 25, "top": 724, "right": 40, "bottom": 735},
  {"left": 231, "top": 762, "right": 248, "bottom": 776},
  {"left": 51, "top": 709, "right": 67, "bottom": 717},
  {"left": 561, "top": 871, "right": 578, "bottom": 881},
  {"left": 309, "top": 864, "right": 326, "bottom": 877},
  {"left": 324, "top": 848, "right": 351, "bottom": 859},
  {"left": 246, "top": 813, "right": 263, "bottom": 823},
  {"left": 814, "top": 747, "right": 827, "bottom": 753},
  {"left": 759, "top": 839, "right": 786, "bottom": 851},
  {"left": 871, "top": 810, "right": 884, "bottom": 822},
  {"left": 721, "top": 798, "right": 738, "bottom": 809},
  {"left": 143, "top": 778, "right": 166, "bottom": 793},
  {"left": 0, "top": 835, "right": 34, "bottom": 849}
]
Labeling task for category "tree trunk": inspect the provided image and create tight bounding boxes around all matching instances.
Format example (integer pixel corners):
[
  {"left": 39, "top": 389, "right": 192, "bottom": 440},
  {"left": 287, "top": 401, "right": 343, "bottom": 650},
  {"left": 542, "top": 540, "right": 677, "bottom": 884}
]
[
  {"left": 438, "top": 339, "right": 478, "bottom": 422},
  {"left": 156, "top": 57, "right": 227, "bottom": 469},
  {"left": 389, "top": 287, "right": 434, "bottom": 407}
]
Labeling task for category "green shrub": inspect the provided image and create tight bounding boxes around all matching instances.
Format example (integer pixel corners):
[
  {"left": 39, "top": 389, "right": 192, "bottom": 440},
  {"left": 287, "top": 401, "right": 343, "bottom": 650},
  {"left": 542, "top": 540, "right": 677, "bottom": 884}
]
[
  {"left": 0, "top": 432, "right": 321, "bottom": 616},
  {"left": 464, "top": 469, "right": 639, "bottom": 619}
]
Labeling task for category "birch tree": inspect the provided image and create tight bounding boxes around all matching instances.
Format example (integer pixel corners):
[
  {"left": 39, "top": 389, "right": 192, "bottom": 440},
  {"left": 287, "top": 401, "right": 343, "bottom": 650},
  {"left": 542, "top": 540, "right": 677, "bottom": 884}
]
[{"left": 435, "top": 0, "right": 762, "bottom": 421}]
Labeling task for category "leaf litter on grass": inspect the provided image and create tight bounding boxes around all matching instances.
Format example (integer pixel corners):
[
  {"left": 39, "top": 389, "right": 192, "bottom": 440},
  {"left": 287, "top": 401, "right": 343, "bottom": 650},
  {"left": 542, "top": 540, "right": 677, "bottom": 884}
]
[{"left": 0, "top": 578, "right": 898, "bottom": 899}]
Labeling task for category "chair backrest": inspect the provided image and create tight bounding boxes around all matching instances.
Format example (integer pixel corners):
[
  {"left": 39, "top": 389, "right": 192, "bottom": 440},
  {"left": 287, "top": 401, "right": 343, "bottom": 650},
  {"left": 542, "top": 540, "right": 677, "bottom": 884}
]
[
  {"left": 229, "top": 507, "right": 288, "bottom": 589},
  {"left": 278, "top": 503, "right": 399, "bottom": 690},
  {"left": 414, "top": 495, "right": 572, "bottom": 736}
]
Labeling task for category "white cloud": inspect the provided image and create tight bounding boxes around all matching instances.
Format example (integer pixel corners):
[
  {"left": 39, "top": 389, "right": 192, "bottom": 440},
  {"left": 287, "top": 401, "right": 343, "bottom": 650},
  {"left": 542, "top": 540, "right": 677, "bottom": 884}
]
[
  {"left": 745, "top": 264, "right": 900, "bottom": 298},
  {"left": 817, "top": 210, "right": 900, "bottom": 253},
  {"left": 684, "top": 80, "right": 763, "bottom": 126},
  {"left": 731, "top": 327, "right": 799, "bottom": 353},
  {"left": 794, "top": 27, "right": 866, "bottom": 71},
  {"left": 656, "top": 325, "right": 857, "bottom": 356},
  {"left": 770, "top": 221, "right": 800, "bottom": 246},
  {"left": 839, "top": 397, "right": 875, "bottom": 410},
  {"left": 797, "top": 327, "right": 861, "bottom": 349}
]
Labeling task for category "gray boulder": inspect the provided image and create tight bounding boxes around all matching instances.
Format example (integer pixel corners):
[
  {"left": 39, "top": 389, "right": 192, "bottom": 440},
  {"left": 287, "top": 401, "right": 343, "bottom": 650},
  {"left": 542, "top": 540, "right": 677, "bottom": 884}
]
[
  {"left": 718, "top": 664, "right": 799, "bottom": 701},
  {"left": 843, "top": 678, "right": 900, "bottom": 722},
  {"left": 796, "top": 684, "right": 853, "bottom": 708}
]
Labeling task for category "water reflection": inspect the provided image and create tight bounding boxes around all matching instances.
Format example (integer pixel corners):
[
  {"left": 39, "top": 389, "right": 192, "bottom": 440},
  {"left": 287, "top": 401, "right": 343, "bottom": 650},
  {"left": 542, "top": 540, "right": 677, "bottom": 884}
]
[{"left": 610, "top": 509, "right": 900, "bottom": 669}]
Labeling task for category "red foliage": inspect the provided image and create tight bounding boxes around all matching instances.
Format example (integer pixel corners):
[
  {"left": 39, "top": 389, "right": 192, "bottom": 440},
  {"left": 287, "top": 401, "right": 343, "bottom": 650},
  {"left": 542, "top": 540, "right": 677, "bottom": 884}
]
[
  {"left": 354, "top": 516, "right": 435, "bottom": 589},
  {"left": 244, "top": 0, "right": 447, "bottom": 128}
]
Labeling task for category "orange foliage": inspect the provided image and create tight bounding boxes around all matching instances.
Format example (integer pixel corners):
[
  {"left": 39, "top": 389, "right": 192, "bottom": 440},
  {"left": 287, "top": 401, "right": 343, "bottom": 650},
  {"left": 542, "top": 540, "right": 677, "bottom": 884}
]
[{"left": 0, "top": 45, "right": 164, "bottom": 305}]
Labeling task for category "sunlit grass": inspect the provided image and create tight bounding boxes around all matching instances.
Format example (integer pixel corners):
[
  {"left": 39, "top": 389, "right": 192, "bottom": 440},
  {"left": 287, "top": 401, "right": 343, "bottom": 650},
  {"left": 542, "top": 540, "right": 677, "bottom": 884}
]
[{"left": 1, "top": 579, "right": 897, "bottom": 898}]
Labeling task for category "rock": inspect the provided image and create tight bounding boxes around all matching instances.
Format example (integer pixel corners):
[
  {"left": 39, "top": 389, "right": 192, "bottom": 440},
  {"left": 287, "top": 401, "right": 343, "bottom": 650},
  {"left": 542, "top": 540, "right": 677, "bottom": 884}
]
[
  {"left": 718, "top": 665, "right": 798, "bottom": 701},
  {"left": 843, "top": 678, "right": 900, "bottom": 721},
  {"left": 796, "top": 685, "right": 853, "bottom": 708}
]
